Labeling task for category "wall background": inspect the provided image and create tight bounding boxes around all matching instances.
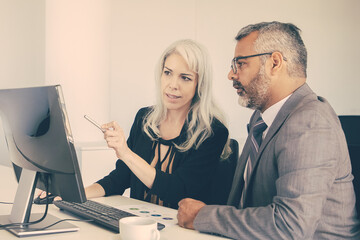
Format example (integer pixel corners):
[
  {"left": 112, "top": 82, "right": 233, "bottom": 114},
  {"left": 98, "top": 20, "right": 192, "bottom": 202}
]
[{"left": 1, "top": 0, "right": 359, "bottom": 156}]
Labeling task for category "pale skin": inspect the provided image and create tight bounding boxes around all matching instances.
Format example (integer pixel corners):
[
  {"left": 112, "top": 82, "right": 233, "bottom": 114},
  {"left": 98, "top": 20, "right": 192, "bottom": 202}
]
[
  {"left": 85, "top": 53, "right": 198, "bottom": 199},
  {"left": 177, "top": 31, "right": 306, "bottom": 229}
]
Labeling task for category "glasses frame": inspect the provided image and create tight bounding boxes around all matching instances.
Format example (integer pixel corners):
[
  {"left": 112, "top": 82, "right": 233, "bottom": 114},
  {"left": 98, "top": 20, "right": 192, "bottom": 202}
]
[{"left": 231, "top": 52, "right": 273, "bottom": 74}]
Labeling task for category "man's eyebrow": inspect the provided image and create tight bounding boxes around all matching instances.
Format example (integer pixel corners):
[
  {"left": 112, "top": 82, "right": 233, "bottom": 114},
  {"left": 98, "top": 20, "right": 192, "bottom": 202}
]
[{"left": 235, "top": 55, "right": 247, "bottom": 60}]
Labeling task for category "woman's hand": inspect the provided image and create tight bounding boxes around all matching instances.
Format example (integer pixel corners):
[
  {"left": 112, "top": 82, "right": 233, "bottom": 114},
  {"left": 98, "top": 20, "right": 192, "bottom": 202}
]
[
  {"left": 102, "top": 121, "right": 131, "bottom": 160},
  {"left": 102, "top": 121, "right": 156, "bottom": 189}
]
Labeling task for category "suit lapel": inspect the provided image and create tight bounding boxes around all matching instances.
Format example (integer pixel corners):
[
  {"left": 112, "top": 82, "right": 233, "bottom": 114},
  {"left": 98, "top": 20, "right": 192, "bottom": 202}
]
[
  {"left": 241, "top": 83, "right": 314, "bottom": 204},
  {"left": 257, "top": 83, "right": 313, "bottom": 157}
]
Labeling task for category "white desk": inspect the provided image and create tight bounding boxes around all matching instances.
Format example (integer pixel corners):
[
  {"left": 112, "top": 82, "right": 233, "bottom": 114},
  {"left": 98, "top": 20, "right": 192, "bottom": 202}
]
[{"left": 0, "top": 165, "right": 227, "bottom": 240}]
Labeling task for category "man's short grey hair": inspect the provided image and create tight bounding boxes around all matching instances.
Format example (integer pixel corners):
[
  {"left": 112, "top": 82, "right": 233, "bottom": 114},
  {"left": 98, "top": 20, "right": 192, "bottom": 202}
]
[{"left": 236, "top": 21, "right": 307, "bottom": 78}]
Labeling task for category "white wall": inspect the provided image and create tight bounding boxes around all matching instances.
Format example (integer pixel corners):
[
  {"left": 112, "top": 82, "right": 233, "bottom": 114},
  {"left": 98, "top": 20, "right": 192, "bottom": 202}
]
[
  {"left": 1, "top": 0, "right": 360, "bottom": 148},
  {"left": 0, "top": 0, "right": 45, "bottom": 88},
  {"left": 45, "top": 0, "right": 111, "bottom": 142}
]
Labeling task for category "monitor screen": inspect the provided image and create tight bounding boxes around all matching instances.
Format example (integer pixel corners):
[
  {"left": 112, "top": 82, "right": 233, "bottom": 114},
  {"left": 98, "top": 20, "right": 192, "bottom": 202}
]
[{"left": 0, "top": 85, "right": 86, "bottom": 237}]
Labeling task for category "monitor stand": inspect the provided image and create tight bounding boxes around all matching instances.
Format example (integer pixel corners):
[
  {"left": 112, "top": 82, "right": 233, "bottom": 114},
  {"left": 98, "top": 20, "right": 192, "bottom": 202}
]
[{"left": 0, "top": 168, "right": 79, "bottom": 237}]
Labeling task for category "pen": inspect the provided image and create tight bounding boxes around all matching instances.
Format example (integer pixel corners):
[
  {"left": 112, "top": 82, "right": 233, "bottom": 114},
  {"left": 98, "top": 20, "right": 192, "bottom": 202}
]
[{"left": 84, "top": 115, "right": 105, "bottom": 133}]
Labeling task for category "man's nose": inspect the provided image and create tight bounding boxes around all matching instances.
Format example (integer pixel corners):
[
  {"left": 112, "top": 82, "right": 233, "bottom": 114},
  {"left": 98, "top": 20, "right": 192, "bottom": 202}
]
[{"left": 228, "top": 68, "right": 237, "bottom": 81}]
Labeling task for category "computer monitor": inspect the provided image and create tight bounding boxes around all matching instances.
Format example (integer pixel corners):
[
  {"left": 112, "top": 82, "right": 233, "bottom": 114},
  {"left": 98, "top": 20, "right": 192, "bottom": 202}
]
[
  {"left": 0, "top": 118, "right": 11, "bottom": 167},
  {"left": 0, "top": 85, "right": 87, "bottom": 237}
]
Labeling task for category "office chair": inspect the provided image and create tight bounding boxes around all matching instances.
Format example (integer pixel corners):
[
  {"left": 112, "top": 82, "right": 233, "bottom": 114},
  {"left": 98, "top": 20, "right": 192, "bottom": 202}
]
[
  {"left": 338, "top": 115, "right": 360, "bottom": 217},
  {"left": 209, "top": 138, "right": 239, "bottom": 205}
]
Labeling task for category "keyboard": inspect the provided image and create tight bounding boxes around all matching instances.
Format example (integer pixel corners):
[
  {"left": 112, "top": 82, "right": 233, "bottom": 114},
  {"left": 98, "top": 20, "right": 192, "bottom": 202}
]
[{"left": 53, "top": 200, "right": 165, "bottom": 233}]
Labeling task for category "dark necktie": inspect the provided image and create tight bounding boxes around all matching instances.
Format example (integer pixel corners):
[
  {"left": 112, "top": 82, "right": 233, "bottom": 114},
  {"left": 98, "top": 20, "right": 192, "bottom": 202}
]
[{"left": 240, "top": 116, "right": 267, "bottom": 207}]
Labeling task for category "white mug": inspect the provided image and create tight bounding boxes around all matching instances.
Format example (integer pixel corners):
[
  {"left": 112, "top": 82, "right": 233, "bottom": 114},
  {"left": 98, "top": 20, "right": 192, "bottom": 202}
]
[{"left": 119, "top": 216, "right": 160, "bottom": 240}]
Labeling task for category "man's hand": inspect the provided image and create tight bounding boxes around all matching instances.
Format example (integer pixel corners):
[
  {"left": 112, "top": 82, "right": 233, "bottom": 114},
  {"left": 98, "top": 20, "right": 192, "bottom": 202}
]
[{"left": 177, "top": 198, "right": 206, "bottom": 229}]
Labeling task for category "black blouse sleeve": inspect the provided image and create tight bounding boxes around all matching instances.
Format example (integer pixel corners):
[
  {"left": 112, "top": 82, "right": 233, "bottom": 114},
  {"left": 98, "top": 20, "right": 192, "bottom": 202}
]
[
  {"left": 96, "top": 108, "right": 147, "bottom": 196},
  {"left": 150, "top": 120, "right": 229, "bottom": 206}
]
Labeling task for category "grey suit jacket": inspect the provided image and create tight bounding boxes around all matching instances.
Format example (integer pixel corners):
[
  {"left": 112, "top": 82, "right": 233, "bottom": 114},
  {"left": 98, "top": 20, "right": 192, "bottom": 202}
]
[{"left": 194, "top": 84, "right": 360, "bottom": 239}]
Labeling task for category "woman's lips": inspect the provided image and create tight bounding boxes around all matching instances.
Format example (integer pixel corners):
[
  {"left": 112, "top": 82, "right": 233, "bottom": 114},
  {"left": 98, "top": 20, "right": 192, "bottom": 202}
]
[{"left": 166, "top": 93, "right": 180, "bottom": 99}]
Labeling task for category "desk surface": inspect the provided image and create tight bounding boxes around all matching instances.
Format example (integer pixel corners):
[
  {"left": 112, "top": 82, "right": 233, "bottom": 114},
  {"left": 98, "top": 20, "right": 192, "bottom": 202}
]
[{"left": 0, "top": 165, "right": 226, "bottom": 240}]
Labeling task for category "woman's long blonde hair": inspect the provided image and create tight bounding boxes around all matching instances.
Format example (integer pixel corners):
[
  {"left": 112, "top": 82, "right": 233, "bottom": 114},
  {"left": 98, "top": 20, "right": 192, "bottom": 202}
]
[{"left": 143, "top": 39, "right": 230, "bottom": 157}]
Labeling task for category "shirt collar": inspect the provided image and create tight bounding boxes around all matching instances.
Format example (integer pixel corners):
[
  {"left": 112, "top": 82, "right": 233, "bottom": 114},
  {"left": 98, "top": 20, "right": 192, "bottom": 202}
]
[{"left": 261, "top": 94, "right": 292, "bottom": 137}]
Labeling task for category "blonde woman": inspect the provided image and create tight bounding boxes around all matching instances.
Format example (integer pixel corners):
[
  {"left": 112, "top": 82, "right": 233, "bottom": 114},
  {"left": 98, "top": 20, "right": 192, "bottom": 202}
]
[{"left": 86, "top": 39, "right": 229, "bottom": 209}]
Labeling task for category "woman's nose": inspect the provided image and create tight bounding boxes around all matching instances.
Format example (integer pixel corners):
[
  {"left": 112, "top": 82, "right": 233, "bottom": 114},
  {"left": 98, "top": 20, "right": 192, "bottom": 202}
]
[{"left": 168, "top": 77, "right": 179, "bottom": 89}]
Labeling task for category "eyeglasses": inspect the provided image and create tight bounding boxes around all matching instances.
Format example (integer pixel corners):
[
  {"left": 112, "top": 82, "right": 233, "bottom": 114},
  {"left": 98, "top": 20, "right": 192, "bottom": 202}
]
[{"left": 231, "top": 52, "right": 273, "bottom": 74}]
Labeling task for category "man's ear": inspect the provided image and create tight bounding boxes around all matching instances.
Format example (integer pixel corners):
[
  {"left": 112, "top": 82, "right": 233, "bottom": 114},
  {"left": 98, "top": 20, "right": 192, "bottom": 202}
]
[{"left": 268, "top": 52, "right": 285, "bottom": 75}]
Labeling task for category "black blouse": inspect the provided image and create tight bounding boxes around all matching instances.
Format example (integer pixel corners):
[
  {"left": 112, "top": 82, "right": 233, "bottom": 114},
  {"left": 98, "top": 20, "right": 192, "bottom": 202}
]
[{"left": 96, "top": 107, "right": 228, "bottom": 209}]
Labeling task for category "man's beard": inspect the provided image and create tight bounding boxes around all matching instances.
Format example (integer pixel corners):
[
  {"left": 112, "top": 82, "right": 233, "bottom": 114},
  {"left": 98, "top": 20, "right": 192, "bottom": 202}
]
[{"left": 235, "top": 65, "right": 271, "bottom": 110}]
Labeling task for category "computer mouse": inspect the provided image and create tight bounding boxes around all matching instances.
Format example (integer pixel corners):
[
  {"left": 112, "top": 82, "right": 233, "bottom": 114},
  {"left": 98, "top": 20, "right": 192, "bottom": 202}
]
[{"left": 33, "top": 194, "right": 57, "bottom": 205}]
